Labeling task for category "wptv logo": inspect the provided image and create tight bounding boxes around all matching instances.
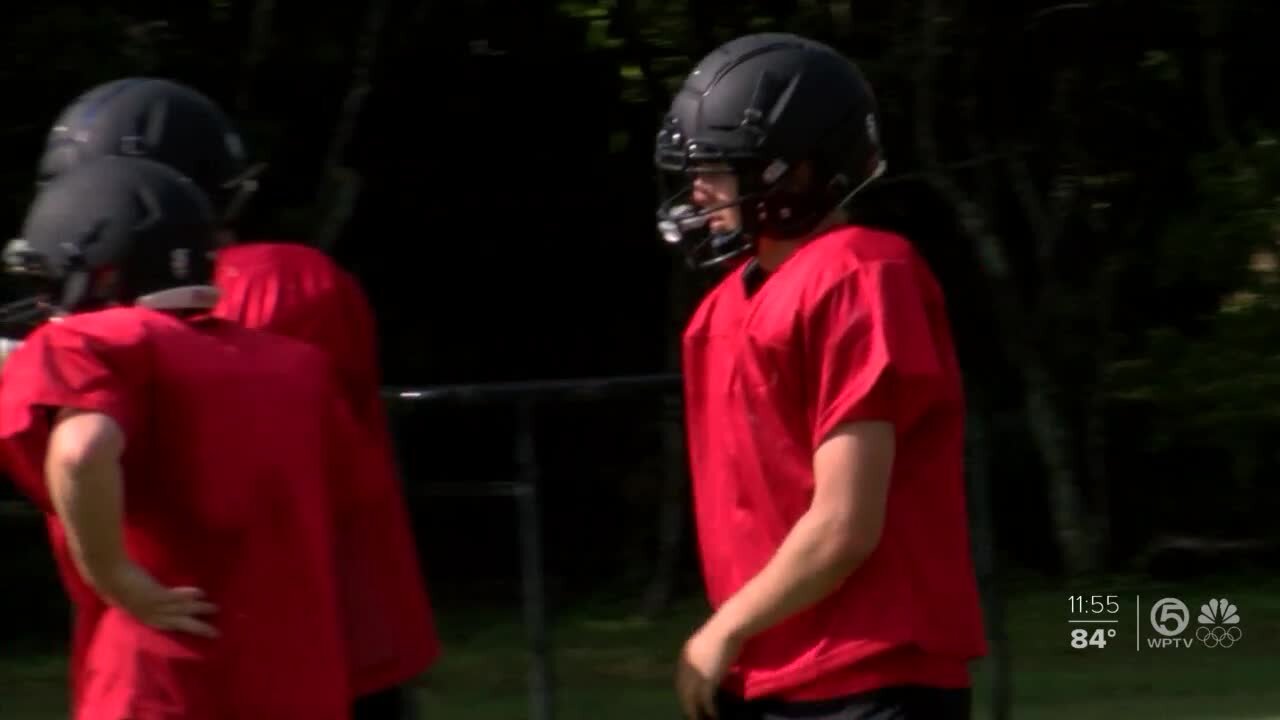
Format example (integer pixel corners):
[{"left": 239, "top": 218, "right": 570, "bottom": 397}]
[{"left": 1147, "top": 597, "right": 1242, "bottom": 649}]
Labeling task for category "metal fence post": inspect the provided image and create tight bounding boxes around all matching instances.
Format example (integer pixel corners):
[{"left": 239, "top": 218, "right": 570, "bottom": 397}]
[
  {"left": 514, "top": 398, "right": 554, "bottom": 720},
  {"left": 966, "top": 394, "right": 1010, "bottom": 720},
  {"left": 383, "top": 374, "right": 681, "bottom": 720}
]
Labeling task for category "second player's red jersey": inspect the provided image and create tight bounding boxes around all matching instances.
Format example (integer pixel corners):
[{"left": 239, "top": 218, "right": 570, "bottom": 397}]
[{"left": 213, "top": 240, "right": 440, "bottom": 694}]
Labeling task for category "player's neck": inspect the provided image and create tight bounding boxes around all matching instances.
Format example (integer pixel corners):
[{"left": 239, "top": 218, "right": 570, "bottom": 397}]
[
  {"left": 755, "top": 239, "right": 795, "bottom": 272},
  {"left": 755, "top": 209, "right": 848, "bottom": 271}
]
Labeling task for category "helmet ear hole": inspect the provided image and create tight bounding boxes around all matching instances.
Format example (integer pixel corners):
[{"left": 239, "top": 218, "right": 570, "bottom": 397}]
[{"left": 773, "top": 161, "right": 813, "bottom": 193}]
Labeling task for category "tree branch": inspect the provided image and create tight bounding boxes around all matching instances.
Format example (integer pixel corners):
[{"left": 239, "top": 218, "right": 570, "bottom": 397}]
[
  {"left": 687, "top": 0, "right": 717, "bottom": 55},
  {"left": 1198, "top": 0, "right": 1237, "bottom": 152},
  {"left": 914, "top": 0, "right": 1012, "bottom": 279},
  {"left": 957, "top": 23, "right": 1000, "bottom": 216},
  {"left": 880, "top": 150, "right": 1028, "bottom": 187},
  {"left": 313, "top": 0, "right": 392, "bottom": 252},
  {"left": 1025, "top": 2, "right": 1095, "bottom": 31},
  {"left": 828, "top": 1, "right": 852, "bottom": 40},
  {"left": 1004, "top": 69, "right": 1082, "bottom": 267},
  {"left": 614, "top": 0, "right": 671, "bottom": 109},
  {"left": 236, "top": 0, "right": 277, "bottom": 116}
]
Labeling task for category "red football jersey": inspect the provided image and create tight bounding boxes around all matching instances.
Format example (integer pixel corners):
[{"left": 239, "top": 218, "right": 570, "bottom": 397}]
[
  {"left": 0, "top": 307, "right": 352, "bottom": 720},
  {"left": 681, "top": 225, "right": 988, "bottom": 701},
  {"left": 213, "top": 240, "right": 440, "bottom": 694}
]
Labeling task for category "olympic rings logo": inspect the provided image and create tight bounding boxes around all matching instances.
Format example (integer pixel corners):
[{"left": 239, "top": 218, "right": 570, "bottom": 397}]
[{"left": 1195, "top": 625, "right": 1243, "bottom": 648}]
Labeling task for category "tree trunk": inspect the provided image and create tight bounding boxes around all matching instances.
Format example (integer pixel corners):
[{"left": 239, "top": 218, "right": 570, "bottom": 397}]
[
  {"left": 1084, "top": 251, "right": 1122, "bottom": 566},
  {"left": 1022, "top": 360, "right": 1100, "bottom": 575},
  {"left": 915, "top": 0, "right": 1103, "bottom": 577},
  {"left": 687, "top": 0, "right": 717, "bottom": 55},
  {"left": 613, "top": 0, "right": 669, "bottom": 109},
  {"left": 829, "top": 1, "right": 853, "bottom": 40},
  {"left": 313, "top": 0, "right": 390, "bottom": 252},
  {"left": 1084, "top": 384, "right": 1110, "bottom": 562},
  {"left": 1198, "top": 0, "right": 1237, "bottom": 153},
  {"left": 236, "top": 0, "right": 277, "bottom": 116}
]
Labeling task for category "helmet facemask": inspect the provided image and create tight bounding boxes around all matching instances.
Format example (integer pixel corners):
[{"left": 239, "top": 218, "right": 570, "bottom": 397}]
[
  {"left": 656, "top": 130, "right": 885, "bottom": 270},
  {"left": 0, "top": 238, "right": 102, "bottom": 334},
  {"left": 655, "top": 120, "right": 795, "bottom": 270}
]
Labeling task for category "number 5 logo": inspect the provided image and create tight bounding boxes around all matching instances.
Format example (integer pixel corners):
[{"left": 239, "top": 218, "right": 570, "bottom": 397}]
[{"left": 1150, "top": 598, "right": 1190, "bottom": 637}]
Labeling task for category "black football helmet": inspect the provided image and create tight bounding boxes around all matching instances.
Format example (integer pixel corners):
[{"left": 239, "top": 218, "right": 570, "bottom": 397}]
[
  {"left": 0, "top": 156, "right": 219, "bottom": 332},
  {"left": 37, "top": 77, "right": 262, "bottom": 224},
  {"left": 654, "top": 33, "right": 887, "bottom": 269}
]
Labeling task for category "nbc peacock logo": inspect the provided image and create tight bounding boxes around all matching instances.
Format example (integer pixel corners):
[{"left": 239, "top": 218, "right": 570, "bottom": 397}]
[{"left": 1194, "top": 598, "right": 1242, "bottom": 649}]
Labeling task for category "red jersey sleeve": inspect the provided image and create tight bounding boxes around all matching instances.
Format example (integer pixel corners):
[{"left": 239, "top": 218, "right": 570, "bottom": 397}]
[
  {"left": 809, "top": 259, "right": 945, "bottom": 447},
  {"left": 0, "top": 317, "right": 146, "bottom": 446}
]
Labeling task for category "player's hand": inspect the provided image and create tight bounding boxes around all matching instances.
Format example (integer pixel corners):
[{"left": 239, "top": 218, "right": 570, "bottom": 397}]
[
  {"left": 101, "top": 561, "right": 219, "bottom": 638},
  {"left": 675, "top": 620, "right": 742, "bottom": 719}
]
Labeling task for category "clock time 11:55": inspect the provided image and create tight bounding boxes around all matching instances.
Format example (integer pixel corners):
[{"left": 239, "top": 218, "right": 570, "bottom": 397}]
[{"left": 1070, "top": 595, "right": 1120, "bottom": 614}]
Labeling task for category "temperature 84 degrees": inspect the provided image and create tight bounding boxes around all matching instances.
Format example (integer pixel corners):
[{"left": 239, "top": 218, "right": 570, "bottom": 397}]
[
  {"left": 1070, "top": 627, "right": 1116, "bottom": 649},
  {"left": 1067, "top": 594, "right": 1120, "bottom": 650}
]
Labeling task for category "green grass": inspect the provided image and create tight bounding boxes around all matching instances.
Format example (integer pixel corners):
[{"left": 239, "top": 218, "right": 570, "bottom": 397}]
[{"left": 5, "top": 576, "right": 1280, "bottom": 719}]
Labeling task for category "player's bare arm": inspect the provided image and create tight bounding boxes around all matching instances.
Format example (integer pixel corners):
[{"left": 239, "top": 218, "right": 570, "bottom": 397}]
[
  {"left": 46, "top": 408, "right": 218, "bottom": 638},
  {"left": 707, "top": 420, "right": 894, "bottom": 643}
]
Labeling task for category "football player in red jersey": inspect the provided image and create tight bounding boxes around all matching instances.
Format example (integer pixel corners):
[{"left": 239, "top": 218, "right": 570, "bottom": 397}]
[
  {"left": 654, "top": 34, "right": 988, "bottom": 720},
  {"left": 30, "top": 77, "right": 439, "bottom": 720},
  {"left": 0, "top": 156, "right": 353, "bottom": 719}
]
